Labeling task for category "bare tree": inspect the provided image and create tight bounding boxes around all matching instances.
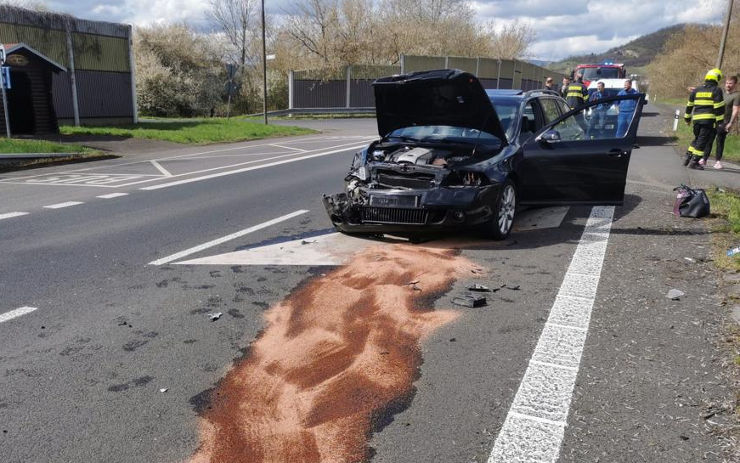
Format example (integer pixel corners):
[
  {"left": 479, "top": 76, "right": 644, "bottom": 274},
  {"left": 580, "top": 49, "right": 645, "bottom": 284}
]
[
  {"left": 208, "top": 0, "right": 258, "bottom": 67},
  {"left": 483, "top": 21, "right": 536, "bottom": 59}
]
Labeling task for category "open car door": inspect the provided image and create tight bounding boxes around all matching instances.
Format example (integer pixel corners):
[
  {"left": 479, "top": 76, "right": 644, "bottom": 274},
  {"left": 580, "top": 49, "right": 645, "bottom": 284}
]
[{"left": 518, "top": 93, "right": 645, "bottom": 205}]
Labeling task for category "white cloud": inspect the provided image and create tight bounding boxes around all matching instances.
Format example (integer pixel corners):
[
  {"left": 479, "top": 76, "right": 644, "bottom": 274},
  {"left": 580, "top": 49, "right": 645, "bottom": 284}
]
[{"left": 37, "top": 0, "right": 729, "bottom": 60}]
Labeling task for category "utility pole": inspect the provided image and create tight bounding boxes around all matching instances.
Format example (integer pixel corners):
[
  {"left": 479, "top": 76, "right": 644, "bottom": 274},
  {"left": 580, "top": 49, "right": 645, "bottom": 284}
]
[
  {"left": 261, "top": 0, "right": 268, "bottom": 125},
  {"left": 717, "top": 0, "right": 734, "bottom": 69}
]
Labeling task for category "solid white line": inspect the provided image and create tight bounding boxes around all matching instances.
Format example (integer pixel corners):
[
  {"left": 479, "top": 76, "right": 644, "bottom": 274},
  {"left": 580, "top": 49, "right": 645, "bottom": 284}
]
[
  {"left": 140, "top": 144, "right": 367, "bottom": 191},
  {"left": 545, "top": 322, "right": 588, "bottom": 332},
  {"left": 97, "top": 193, "right": 129, "bottom": 199},
  {"left": 0, "top": 212, "right": 29, "bottom": 220},
  {"left": 488, "top": 206, "right": 615, "bottom": 463},
  {"left": 529, "top": 359, "right": 579, "bottom": 372},
  {"left": 148, "top": 210, "right": 309, "bottom": 266},
  {"left": 43, "top": 201, "right": 84, "bottom": 209},
  {"left": 509, "top": 412, "right": 567, "bottom": 428},
  {"left": 0, "top": 306, "right": 37, "bottom": 324},
  {"left": 150, "top": 160, "right": 173, "bottom": 177}
]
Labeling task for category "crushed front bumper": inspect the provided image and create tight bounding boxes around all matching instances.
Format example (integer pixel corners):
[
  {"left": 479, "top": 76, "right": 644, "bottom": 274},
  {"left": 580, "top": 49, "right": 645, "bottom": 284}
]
[{"left": 322, "top": 185, "right": 499, "bottom": 235}]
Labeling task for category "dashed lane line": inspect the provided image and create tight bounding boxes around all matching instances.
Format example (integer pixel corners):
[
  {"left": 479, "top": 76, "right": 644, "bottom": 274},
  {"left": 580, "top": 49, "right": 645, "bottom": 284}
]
[
  {"left": 43, "top": 201, "right": 85, "bottom": 209},
  {"left": 0, "top": 212, "right": 29, "bottom": 220},
  {"left": 488, "top": 206, "right": 615, "bottom": 463},
  {"left": 140, "top": 144, "right": 368, "bottom": 191},
  {"left": 97, "top": 193, "right": 129, "bottom": 199},
  {"left": 0, "top": 306, "right": 38, "bottom": 324},
  {"left": 148, "top": 209, "right": 309, "bottom": 266}
]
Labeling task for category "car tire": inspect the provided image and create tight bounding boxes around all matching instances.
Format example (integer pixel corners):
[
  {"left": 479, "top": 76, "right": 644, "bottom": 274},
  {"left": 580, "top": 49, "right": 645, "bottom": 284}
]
[{"left": 488, "top": 179, "right": 517, "bottom": 240}]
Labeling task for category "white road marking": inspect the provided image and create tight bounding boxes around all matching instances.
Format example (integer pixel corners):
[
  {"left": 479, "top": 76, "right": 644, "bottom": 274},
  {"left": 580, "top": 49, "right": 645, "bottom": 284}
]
[
  {"left": 149, "top": 210, "right": 309, "bottom": 266},
  {"left": 150, "top": 160, "right": 173, "bottom": 177},
  {"left": 0, "top": 135, "right": 361, "bottom": 180},
  {"left": 488, "top": 206, "right": 615, "bottom": 463},
  {"left": 270, "top": 143, "right": 307, "bottom": 152},
  {"left": 0, "top": 212, "right": 29, "bottom": 220},
  {"left": 97, "top": 193, "right": 129, "bottom": 199},
  {"left": 44, "top": 201, "right": 84, "bottom": 209},
  {"left": 176, "top": 232, "right": 370, "bottom": 266},
  {"left": 0, "top": 306, "right": 38, "bottom": 324},
  {"left": 140, "top": 144, "right": 367, "bottom": 191}
]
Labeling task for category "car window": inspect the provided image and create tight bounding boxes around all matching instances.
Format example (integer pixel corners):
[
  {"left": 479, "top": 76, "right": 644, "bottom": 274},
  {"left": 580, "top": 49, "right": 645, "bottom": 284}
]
[
  {"left": 519, "top": 101, "right": 539, "bottom": 141},
  {"left": 549, "top": 95, "right": 642, "bottom": 141},
  {"left": 540, "top": 98, "right": 560, "bottom": 124},
  {"left": 556, "top": 100, "right": 571, "bottom": 116},
  {"left": 490, "top": 98, "right": 520, "bottom": 141}
]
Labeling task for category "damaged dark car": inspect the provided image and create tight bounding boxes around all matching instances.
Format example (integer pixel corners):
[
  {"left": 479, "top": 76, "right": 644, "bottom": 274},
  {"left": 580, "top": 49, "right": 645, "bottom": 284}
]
[{"left": 323, "top": 69, "right": 645, "bottom": 240}]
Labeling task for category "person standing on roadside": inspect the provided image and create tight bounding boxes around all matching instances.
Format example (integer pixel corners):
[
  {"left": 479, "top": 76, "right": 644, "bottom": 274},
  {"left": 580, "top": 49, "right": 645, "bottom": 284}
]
[
  {"left": 545, "top": 77, "right": 556, "bottom": 93},
  {"left": 587, "top": 81, "right": 608, "bottom": 138},
  {"left": 615, "top": 79, "right": 639, "bottom": 138},
  {"left": 560, "top": 76, "right": 571, "bottom": 98},
  {"left": 700, "top": 75, "right": 739, "bottom": 169},
  {"left": 683, "top": 68, "right": 725, "bottom": 170},
  {"left": 566, "top": 72, "right": 589, "bottom": 109}
]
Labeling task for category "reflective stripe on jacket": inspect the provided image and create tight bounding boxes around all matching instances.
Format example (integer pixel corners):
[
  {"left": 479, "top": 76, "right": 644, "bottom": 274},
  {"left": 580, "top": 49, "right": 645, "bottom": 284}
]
[
  {"left": 566, "top": 82, "right": 589, "bottom": 108},
  {"left": 684, "top": 82, "right": 724, "bottom": 124}
]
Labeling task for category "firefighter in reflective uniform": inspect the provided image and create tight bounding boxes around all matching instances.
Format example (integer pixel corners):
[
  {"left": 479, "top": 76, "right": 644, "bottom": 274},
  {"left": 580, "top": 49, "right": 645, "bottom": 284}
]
[
  {"left": 566, "top": 72, "right": 589, "bottom": 109},
  {"left": 683, "top": 68, "right": 725, "bottom": 169}
]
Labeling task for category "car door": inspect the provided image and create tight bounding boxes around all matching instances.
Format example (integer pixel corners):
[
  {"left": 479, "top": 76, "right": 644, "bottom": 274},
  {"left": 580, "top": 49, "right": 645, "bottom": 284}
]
[{"left": 517, "top": 93, "right": 645, "bottom": 205}]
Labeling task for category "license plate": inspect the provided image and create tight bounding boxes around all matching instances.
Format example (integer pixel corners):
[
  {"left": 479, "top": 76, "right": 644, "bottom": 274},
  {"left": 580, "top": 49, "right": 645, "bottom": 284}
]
[{"left": 369, "top": 195, "right": 418, "bottom": 208}]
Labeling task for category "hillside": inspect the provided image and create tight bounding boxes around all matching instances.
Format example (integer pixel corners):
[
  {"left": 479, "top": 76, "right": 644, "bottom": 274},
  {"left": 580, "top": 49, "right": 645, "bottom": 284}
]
[{"left": 547, "top": 23, "right": 699, "bottom": 74}]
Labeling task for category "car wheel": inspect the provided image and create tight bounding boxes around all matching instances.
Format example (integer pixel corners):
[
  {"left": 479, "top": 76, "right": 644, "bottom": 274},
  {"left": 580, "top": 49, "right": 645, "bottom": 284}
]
[{"left": 488, "top": 179, "right": 517, "bottom": 240}]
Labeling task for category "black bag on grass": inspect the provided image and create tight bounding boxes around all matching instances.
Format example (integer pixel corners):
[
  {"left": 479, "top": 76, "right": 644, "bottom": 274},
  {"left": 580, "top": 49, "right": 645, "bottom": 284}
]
[{"left": 673, "top": 184, "right": 710, "bottom": 218}]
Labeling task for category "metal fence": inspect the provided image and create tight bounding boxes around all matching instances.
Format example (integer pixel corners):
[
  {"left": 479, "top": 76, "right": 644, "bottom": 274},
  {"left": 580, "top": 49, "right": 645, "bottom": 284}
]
[{"left": 288, "top": 55, "right": 566, "bottom": 110}]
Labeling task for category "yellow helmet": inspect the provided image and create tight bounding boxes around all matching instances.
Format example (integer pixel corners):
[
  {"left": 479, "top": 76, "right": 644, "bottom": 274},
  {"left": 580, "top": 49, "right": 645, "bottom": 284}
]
[{"left": 705, "top": 68, "right": 723, "bottom": 82}]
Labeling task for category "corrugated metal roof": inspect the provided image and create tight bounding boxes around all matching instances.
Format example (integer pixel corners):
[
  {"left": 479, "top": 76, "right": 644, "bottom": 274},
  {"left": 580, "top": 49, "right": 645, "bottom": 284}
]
[{"left": 0, "top": 5, "right": 130, "bottom": 38}]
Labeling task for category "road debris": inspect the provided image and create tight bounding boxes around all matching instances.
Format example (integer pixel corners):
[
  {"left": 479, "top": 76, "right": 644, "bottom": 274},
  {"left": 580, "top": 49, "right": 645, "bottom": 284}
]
[
  {"left": 503, "top": 284, "right": 521, "bottom": 290},
  {"left": 159, "top": 388, "right": 168, "bottom": 393},
  {"left": 451, "top": 295, "right": 487, "bottom": 308},
  {"left": 208, "top": 312, "right": 223, "bottom": 321},
  {"left": 300, "top": 239, "right": 317, "bottom": 245},
  {"left": 726, "top": 246, "right": 740, "bottom": 257},
  {"left": 467, "top": 284, "right": 491, "bottom": 292},
  {"left": 666, "top": 289, "right": 684, "bottom": 300},
  {"left": 684, "top": 257, "right": 696, "bottom": 263}
]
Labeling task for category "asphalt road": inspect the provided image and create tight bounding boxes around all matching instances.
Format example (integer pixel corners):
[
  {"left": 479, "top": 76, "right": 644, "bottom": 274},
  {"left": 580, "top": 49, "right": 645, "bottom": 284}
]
[{"left": 0, "top": 112, "right": 735, "bottom": 462}]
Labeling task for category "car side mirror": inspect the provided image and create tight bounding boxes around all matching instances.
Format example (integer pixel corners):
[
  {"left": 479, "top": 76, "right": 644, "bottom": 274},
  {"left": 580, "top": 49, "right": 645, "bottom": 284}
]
[{"left": 537, "top": 129, "right": 561, "bottom": 143}]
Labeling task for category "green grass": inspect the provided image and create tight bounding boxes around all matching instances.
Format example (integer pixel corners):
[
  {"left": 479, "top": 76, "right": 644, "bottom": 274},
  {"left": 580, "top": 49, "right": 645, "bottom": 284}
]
[
  {"left": 672, "top": 122, "right": 740, "bottom": 163},
  {"left": 59, "top": 118, "right": 315, "bottom": 144},
  {"left": 0, "top": 138, "right": 91, "bottom": 155},
  {"left": 706, "top": 189, "right": 740, "bottom": 271}
]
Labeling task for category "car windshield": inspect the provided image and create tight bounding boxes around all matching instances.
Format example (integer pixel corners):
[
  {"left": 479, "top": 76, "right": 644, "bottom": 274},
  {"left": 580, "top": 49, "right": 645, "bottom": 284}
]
[
  {"left": 387, "top": 125, "right": 501, "bottom": 145},
  {"left": 581, "top": 67, "right": 620, "bottom": 80},
  {"left": 489, "top": 98, "right": 519, "bottom": 141}
]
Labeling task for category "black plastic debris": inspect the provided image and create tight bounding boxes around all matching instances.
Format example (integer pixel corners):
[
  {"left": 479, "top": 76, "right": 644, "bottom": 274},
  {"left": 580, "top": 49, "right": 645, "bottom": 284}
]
[
  {"left": 451, "top": 295, "right": 487, "bottom": 308},
  {"left": 504, "top": 284, "right": 521, "bottom": 291},
  {"left": 208, "top": 312, "right": 223, "bottom": 321}
]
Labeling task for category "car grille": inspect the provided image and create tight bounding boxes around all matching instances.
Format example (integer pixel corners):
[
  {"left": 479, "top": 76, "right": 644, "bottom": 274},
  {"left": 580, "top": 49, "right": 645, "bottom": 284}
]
[
  {"left": 376, "top": 171, "right": 435, "bottom": 189},
  {"left": 361, "top": 207, "right": 428, "bottom": 225}
]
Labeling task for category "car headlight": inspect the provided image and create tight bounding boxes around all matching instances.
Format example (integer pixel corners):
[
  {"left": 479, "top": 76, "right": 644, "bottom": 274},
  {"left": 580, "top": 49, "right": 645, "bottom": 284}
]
[{"left": 445, "top": 171, "right": 489, "bottom": 187}]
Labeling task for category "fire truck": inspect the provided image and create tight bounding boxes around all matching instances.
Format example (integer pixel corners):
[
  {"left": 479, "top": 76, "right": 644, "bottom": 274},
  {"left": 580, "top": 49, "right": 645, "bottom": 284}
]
[{"left": 574, "top": 62, "right": 627, "bottom": 87}]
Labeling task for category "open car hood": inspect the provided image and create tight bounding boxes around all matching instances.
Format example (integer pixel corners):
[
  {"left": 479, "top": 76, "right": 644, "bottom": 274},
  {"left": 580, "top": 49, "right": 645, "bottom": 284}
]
[{"left": 373, "top": 69, "right": 507, "bottom": 145}]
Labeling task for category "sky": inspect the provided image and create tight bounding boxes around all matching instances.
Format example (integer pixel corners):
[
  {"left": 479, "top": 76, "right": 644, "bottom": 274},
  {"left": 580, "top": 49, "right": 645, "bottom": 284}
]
[{"left": 28, "top": 0, "right": 729, "bottom": 61}]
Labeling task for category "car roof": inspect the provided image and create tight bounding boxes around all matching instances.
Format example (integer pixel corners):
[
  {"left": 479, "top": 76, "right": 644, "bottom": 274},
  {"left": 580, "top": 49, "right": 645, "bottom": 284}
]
[{"left": 485, "top": 89, "right": 562, "bottom": 99}]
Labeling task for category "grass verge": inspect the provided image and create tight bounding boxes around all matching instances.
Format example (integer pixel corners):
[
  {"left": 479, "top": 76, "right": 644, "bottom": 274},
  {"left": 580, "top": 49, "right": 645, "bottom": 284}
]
[
  {"left": 0, "top": 138, "right": 91, "bottom": 154},
  {"left": 672, "top": 122, "right": 740, "bottom": 164},
  {"left": 60, "top": 118, "right": 315, "bottom": 144},
  {"left": 708, "top": 189, "right": 740, "bottom": 272}
]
